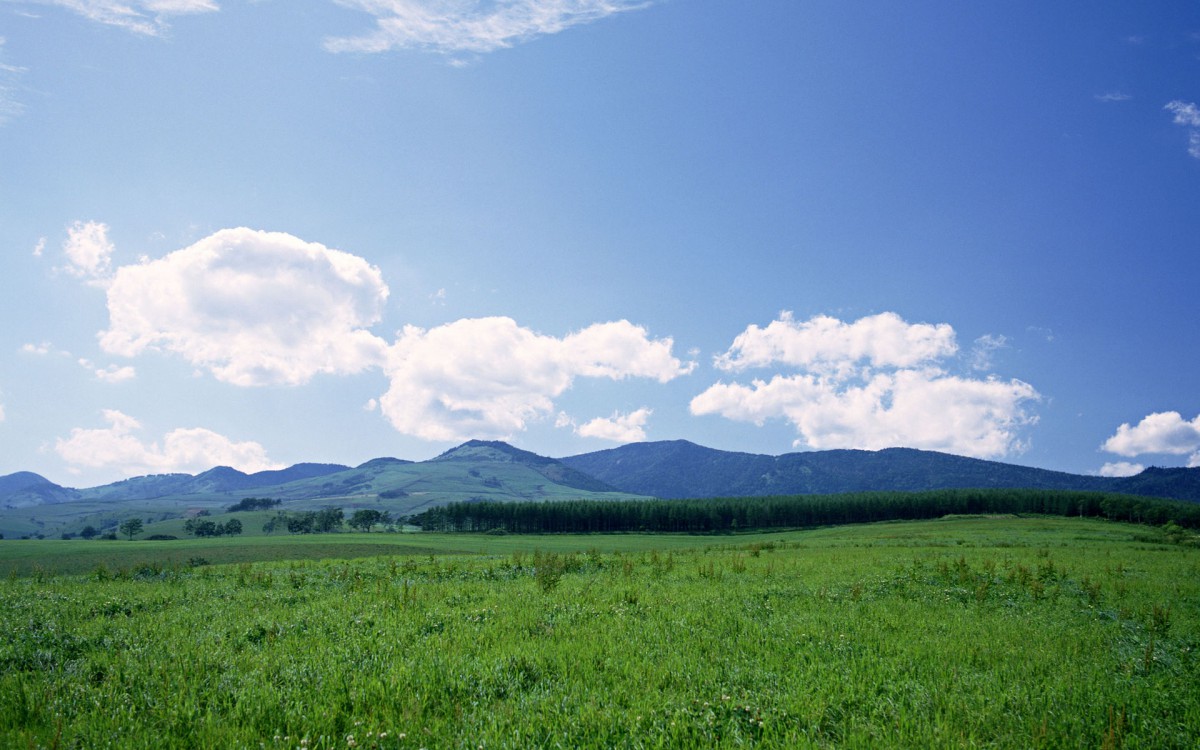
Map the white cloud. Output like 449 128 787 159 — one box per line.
98 228 390 386
1098 461 1144 478
20 341 57 356
30 0 218 36
575 407 652 443
692 370 1038 459
715 311 957 374
1165 100 1200 127
0 38 25 125
1165 101 1200 159
324 0 651 56
378 316 691 441
55 409 281 476
693 312 1039 459
32 237 45 257
59 220 115 281
1094 91 1131 103
969 333 1008 372
1101 411 1200 457
78 359 137 383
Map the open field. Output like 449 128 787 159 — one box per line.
2 516 1198 748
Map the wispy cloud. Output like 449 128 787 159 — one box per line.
1165 100 1200 159
1165 100 1200 126
324 0 652 57
969 333 1009 372
0 37 27 125
1094 91 1131 103
21 0 218 36
78 359 137 383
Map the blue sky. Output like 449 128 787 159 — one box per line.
1 0 1198 487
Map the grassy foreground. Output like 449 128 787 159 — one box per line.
1 516 1198 748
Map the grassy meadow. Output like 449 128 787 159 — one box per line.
2 516 1198 748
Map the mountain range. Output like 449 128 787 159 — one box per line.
559 440 1200 501
7 439 1200 508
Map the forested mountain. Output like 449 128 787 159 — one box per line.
559 440 1200 502
5 439 1199 517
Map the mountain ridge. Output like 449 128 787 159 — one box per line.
557 440 1200 501
4 440 1200 510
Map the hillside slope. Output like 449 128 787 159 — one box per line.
559 440 1200 501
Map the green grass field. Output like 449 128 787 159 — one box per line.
2 516 1197 748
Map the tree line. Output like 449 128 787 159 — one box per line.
261 508 394 534
410 488 1200 534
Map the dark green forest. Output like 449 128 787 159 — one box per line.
412 488 1200 534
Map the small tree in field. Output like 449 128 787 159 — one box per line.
119 518 143 540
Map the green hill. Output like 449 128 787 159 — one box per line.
0 442 643 539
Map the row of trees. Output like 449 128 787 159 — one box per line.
226 497 282 513
259 508 399 534
411 488 1200 534
183 517 243 537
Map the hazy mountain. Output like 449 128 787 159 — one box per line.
6 439 1198 533
0 472 80 508
558 440 1200 502
75 463 351 502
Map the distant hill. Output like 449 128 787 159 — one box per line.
558 440 1200 502
5 439 1199 539
0 442 637 538
431 440 617 493
75 463 351 502
0 472 80 508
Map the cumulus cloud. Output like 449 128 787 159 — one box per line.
55 409 281 476
59 220 115 281
98 228 390 386
1165 101 1200 159
1098 461 1144 478
714 311 957 374
692 312 1039 459
1102 411 1200 458
324 0 651 56
30 0 218 36
574 407 652 442
378 317 690 441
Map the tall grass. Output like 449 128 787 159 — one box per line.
1 516 1197 748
